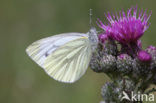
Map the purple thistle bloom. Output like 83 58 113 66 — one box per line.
137 50 152 62
97 7 152 45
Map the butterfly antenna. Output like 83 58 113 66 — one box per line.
89 9 93 28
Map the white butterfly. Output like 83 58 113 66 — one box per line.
26 27 98 83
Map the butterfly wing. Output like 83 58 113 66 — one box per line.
26 33 92 83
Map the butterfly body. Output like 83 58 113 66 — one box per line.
26 28 98 83
88 27 99 51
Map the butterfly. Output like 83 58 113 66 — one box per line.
26 27 98 83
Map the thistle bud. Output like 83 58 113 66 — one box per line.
146 46 156 70
133 58 151 77
100 55 116 73
90 52 102 73
116 54 133 75
101 82 121 103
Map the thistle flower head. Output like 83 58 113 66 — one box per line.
97 7 152 45
137 50 152 62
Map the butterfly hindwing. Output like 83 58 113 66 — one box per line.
44 37 92 83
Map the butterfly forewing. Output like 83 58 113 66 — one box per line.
26 33 92 83
26 33 87 66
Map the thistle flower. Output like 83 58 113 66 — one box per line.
91 7 156 103
137 50 152 62
97 7 152 45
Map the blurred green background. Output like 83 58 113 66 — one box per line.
1 0 156 103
